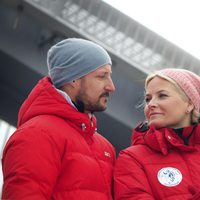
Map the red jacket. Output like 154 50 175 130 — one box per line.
114 122 200 200
2 77 116 200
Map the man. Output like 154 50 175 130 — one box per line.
2 38 116 200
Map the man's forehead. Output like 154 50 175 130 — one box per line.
95 64 112 73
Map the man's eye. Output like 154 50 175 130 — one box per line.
98 75 106 79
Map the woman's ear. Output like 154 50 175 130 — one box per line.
187 101 194 113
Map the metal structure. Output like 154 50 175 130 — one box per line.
1 0 200 155
24 0 200 74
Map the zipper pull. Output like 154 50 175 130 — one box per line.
81 123 86 131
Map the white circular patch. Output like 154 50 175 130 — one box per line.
157 167 182 187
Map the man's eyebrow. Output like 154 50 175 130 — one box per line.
97 71 111 75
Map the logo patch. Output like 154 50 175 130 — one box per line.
104 151 111 157
157 167 182 187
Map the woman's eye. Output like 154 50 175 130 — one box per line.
145 97 151 103
159 93 168 98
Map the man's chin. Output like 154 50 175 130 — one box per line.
101 102 108 110
95 104 107 112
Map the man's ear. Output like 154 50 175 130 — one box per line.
60 81 77 91
68 80 76 87
69 79 81 88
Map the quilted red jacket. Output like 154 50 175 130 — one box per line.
2 77 116 200
114 122 200 200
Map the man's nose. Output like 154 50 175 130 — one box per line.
105 77 115 92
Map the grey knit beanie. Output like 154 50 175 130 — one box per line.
47 38 112 88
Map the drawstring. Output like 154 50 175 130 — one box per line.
88 113 94 128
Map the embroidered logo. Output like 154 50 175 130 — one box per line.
104 151 111 157
157 167 182 187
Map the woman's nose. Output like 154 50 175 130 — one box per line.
147 98 157 108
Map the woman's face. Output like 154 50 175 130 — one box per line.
144 76 193 129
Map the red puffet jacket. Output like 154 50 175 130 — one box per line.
2 77 116 200
114 122 200 200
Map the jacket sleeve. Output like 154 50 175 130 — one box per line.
114 150 155 200
2 127 62 200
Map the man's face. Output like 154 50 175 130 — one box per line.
76 64 115 113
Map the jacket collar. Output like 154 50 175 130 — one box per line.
132 122 200 155
18 77 97 136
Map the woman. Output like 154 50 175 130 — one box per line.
114 68 200 200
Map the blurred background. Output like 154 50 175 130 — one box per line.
1 0 200 195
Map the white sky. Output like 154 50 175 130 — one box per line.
0 120 15 196
103 0 200 60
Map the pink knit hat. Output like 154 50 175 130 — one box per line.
157 68 200 112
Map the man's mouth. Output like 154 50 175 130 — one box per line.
100 92 109 98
